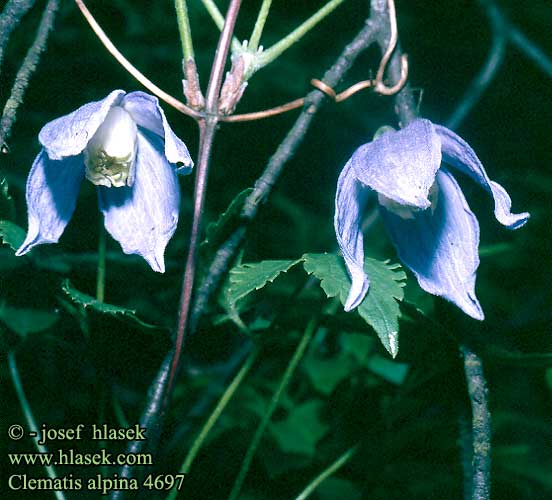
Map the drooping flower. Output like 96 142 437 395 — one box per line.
16 90 193 272
335 119 529 320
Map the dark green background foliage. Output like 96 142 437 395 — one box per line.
1 1 551 499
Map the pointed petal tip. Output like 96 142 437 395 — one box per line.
343 274 369 312
462 297 485 321
16 232 59 256
15 238 61 257
176 163 193 175
15 243 31 257
143 247 166 273
15 232 37 256
434 124 529 234
15 244 30 257
502 211 530 230
145 257 165 273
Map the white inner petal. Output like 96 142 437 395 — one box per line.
84 106 138 188
378 181 440 219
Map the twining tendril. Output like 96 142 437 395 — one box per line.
224 0 408 122
373 0 408 95
75 0 406 124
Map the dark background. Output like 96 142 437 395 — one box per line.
1 1 551 499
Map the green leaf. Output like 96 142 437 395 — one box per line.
0 177 15 220
220 259 301 328
202 188 253 247
269 400 329 457
0 220 25 251
226 259 301 302
0 301 59 337
61 280 164 331
341 333 373 363
0 248 25 271
365 355 409 385
316 478 362 500
303 253 406 358
303 354 354 395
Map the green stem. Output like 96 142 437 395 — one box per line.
96 223 107 475
8 352 66 500
228 318 317 500
200 0 241 52
96 222 106 303
175 0 195 61
258 0 346 68
166 349 258 500
294 445 358 500
248 0 272 51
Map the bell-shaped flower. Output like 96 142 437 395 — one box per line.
16 90 193 272
335 119 529 320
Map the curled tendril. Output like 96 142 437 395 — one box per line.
224 0 408 122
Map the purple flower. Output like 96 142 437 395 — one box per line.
16 90 193 272
335 119 529 320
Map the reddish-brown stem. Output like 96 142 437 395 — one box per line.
166 0 243 400
204 1 242 111
222 97 305 122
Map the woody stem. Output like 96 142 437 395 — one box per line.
166 0 242 401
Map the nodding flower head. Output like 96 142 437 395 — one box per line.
334 119 529 320
16 90 194 273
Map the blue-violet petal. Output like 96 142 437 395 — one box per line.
39 90 125 160
98 131 180 273
351 119 441 209
121 91 193 173
380 168 484 320
434 124 530 229
16 151 85 256
334 158 371 311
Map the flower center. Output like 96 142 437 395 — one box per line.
84 106 137 188
378 181 440 219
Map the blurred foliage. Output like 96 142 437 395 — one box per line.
1 1 551 499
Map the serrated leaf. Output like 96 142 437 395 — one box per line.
202 188 253 247
0 301 59 337
303 253 406 357
227 259 302 301
220 259 301 328
0 220 25 251
269 400 329 457
61 280 164 331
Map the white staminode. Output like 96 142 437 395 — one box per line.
84 106 138 188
